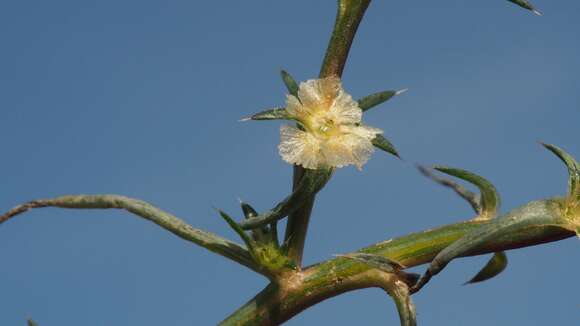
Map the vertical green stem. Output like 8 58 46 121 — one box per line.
283 0 372 267
320 0 372 78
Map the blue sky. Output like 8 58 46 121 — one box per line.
1 1 578 325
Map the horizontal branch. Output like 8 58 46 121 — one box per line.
220 198 576 325
0 194 262 275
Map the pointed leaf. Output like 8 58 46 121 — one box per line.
217 209 254 250
358 89 404 112
542 143 580 202
465 251 508 284
372 134 400 158
240 201 269 242
418 165 480 214
246 107 292 121
27 319 39 326
507 0 541 15
241 201 259 218
280 70 299 97
433 166 500 219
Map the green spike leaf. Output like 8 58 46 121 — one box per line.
465 251 508 285
372 134 400 158
240 201 269 242
358 89 405 112
239 168 333 230
430 166 506 282
27 319 39 326
217 209 254 250
507 0 541 15
240 201 280 246
244 107 291 121
433 166 500 220
241 201 259 218
418 165 481 214
542 143 580 202
280 70 299 97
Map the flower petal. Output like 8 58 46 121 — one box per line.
278 125 323 169
322 132 376 170
344 134 376 170
342 124 383 140
297 79 323 109
285 94 307 120
297 77 341 110
329 90 362 124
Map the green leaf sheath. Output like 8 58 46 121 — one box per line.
280 70 299 97
358 90 397 112
338 253 402 273
339 252 420 287
0 195 260 274
372 134 400 158
411 199 567 293
239 168 333 230
465 251 508 284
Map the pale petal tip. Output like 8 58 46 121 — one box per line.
396 88 409 96
239 116 252 122
532 9 542 16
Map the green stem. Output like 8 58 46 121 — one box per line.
0 195 262 275
320 0 372 78
220 198 576 325
283 0 372 267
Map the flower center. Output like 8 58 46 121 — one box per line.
305 113 339 139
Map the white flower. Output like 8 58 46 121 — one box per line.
278 76 382 170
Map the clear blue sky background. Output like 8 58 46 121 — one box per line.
1 1 578 325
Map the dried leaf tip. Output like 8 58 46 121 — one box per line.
396 88 409 96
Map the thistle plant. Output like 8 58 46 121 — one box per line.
2 0 578 325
